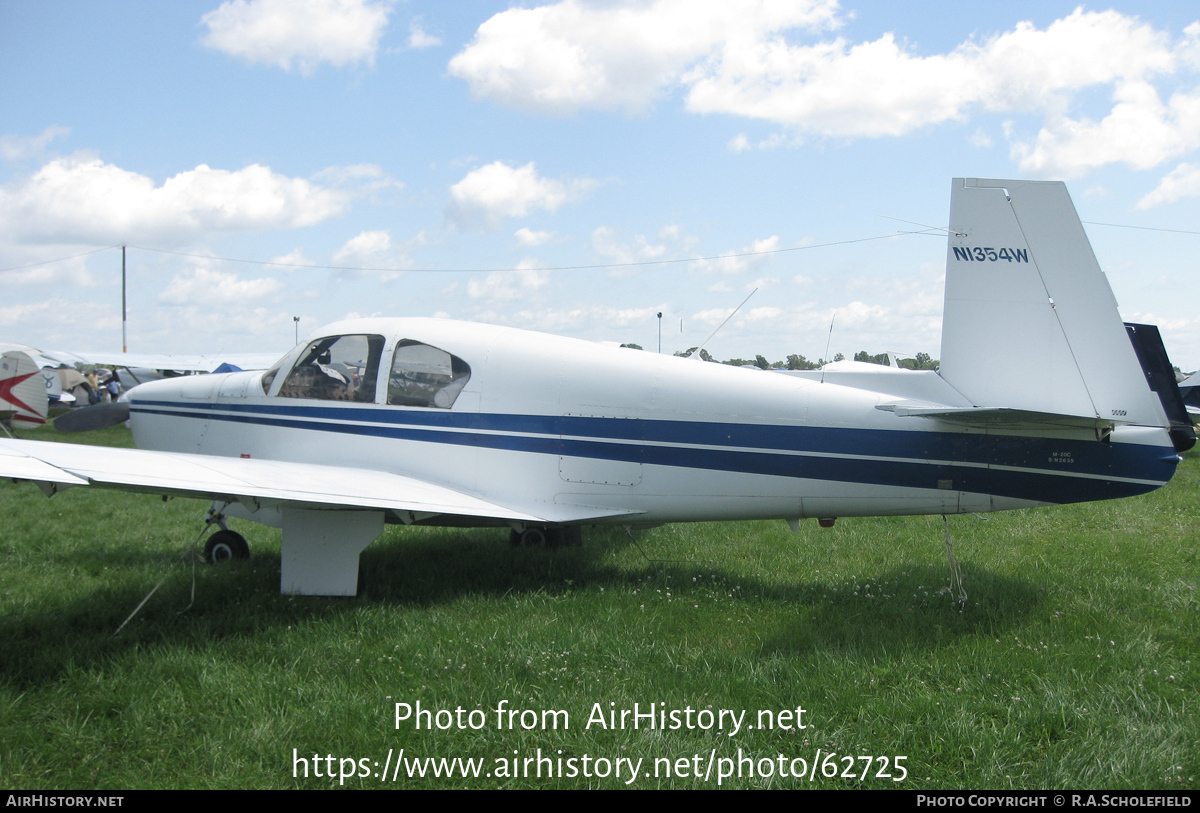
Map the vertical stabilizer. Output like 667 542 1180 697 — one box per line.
939 178 1166 428
0 350 49 428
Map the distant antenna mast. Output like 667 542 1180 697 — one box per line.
121 245 127 353
694 288 758 359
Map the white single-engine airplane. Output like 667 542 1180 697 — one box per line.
0 179 1191 596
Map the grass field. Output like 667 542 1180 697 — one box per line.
1 424 1196 789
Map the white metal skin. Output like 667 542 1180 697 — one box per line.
0 178 1182 595
0 349 48 428
131 321 1020 519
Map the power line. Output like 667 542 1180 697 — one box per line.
5 217 1195 279
0 245 120 274
1083 221 1200 236
124 232 906 274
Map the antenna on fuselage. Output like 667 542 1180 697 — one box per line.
690 287 758 360
820 312 836 384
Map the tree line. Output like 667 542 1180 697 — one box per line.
620 344 939 371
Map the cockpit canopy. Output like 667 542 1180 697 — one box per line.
262 334 471 409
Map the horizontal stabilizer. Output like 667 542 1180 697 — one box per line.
877 403 1114 430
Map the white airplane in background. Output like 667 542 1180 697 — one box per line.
1178 372 1200 420
0 179 1192 597
0 347 49 429
1 342 281 413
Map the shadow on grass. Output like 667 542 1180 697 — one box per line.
754 562 1042 658
0 524 1039 689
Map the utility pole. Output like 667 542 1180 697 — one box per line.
657 312 662 353
121 246 127 353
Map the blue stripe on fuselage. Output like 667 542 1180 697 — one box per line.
130 399 1177 504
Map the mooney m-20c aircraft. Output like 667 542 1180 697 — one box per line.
0 179 1191 596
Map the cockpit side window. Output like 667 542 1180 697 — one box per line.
260 357 286 395
387 340 471 408
277 334 385 402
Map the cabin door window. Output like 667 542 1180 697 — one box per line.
387 341 471 408
277 334 385 402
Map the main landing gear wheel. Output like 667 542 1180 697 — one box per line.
510 527 548 547
204 529 249 564
509 527 583 548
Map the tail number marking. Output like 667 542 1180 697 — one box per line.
952 246 1028 263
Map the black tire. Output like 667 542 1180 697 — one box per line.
510 527 548 547
510 527 573 548
519 527 547 547
204 529 249 564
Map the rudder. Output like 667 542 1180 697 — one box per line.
939 178 1166 429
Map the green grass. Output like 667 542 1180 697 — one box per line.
0 424 1196 788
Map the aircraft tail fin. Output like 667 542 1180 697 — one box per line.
0 350 49 429
938 178 1167 429
1124 322 1195 451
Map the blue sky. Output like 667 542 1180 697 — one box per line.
3 1 1200 369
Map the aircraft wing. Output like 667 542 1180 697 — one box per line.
62 351 282 373
0 439 635 524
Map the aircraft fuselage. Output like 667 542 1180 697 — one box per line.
126 317 1179 529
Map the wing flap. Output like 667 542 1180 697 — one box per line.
0 443 89 485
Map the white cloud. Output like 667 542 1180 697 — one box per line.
0 248 100 287
449 0 838 115
967 128 992 148
333 229 392 264
312 163 404 195
0 155 347 245
1137 162 1200 208
448 161 593 228
691 236 780 275
464 303 663 337
0 126 70 161
408 18 441 49
745 306 782 322
451 4 1200 176
747 277 779 291
466 262 550 302
330 229 413 280
834 301 893 329
201 0 391 75
158 266 282 306
685 8 1181 137
591 224 693 278
268 248 316 270
1011 81 1200 177
727 132 792 152
591 226 668 263
693 306 738 326
515 227 554 246
0 298 119 342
